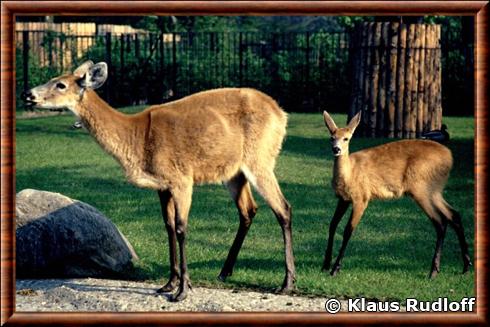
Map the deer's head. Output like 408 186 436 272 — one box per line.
22 60 108 115
323 111 361 157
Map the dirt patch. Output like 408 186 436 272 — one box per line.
16 278 337 312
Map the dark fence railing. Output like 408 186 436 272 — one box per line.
15 30 472 115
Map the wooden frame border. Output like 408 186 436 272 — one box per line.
1 1 488 325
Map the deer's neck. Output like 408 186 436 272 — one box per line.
74 90 142 168
333 153 353 196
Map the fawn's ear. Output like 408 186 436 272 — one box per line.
347 111 362 132
323 111 338 134
78 62 108 90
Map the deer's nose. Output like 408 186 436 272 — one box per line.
332 146 341 155
22 90 35 101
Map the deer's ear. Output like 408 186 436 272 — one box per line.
73 60 94 78
323 111 338 134
78 62 108 90
347 111 362 132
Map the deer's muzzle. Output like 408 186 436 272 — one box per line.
21 90 37 108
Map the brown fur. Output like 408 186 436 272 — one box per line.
322 111 471 278
76 88 288 192
333 139 452 202
26 61 295 301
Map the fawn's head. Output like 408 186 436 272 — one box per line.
323 111 361 157
22 60 108 114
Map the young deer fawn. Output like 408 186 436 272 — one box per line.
23 61 295 301
322 111 471 278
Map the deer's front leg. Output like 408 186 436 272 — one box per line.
322 198 350 271
170 181 193 302
331 200 368 276
156 190 179 293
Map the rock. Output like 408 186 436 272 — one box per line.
16 189 138 278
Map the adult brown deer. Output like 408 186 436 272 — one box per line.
23 61 295 301
321 111 471 278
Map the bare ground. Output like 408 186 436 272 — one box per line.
16 278 338 312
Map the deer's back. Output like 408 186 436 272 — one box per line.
348 139 453 200
147 87 285 121
140 88 287 184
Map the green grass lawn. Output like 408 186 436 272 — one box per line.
16 108 475 303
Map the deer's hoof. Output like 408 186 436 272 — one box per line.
429 270 439 279
330 266 340 276
217 271 232 282
275 278 296 295
463 259 472 274
275 285 295 295
157 284 177 293
170 288 188 302
156 279 179 293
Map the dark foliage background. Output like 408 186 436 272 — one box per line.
16 16 473 116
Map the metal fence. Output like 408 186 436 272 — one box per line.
15 30 472 115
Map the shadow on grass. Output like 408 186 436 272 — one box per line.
16 165 142 201
283 135 328 159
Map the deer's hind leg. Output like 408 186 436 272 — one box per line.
169 180 193 302
218 172 258 281
432 194 472 274
412 193 448 279
156 190 179 293
243 166 296 293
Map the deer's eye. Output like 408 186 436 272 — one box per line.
330 137 335 141
343 137 349 141
56 83 66 90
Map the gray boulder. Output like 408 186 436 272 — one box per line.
16 189 139 278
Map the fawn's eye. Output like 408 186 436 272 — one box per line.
343 137 349 141
56 83 66 90
330 137 335 141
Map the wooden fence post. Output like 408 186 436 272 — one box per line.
403 24 415 139
349 22 442 138
387 22 399 138
376 22 389 137
395 24 407 138
361 23 374 136
416 24 426 137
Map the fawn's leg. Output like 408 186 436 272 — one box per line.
432 194 472 274
322 198 350 271
412 194 448 279
330 200 367 276
446 209 472 273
